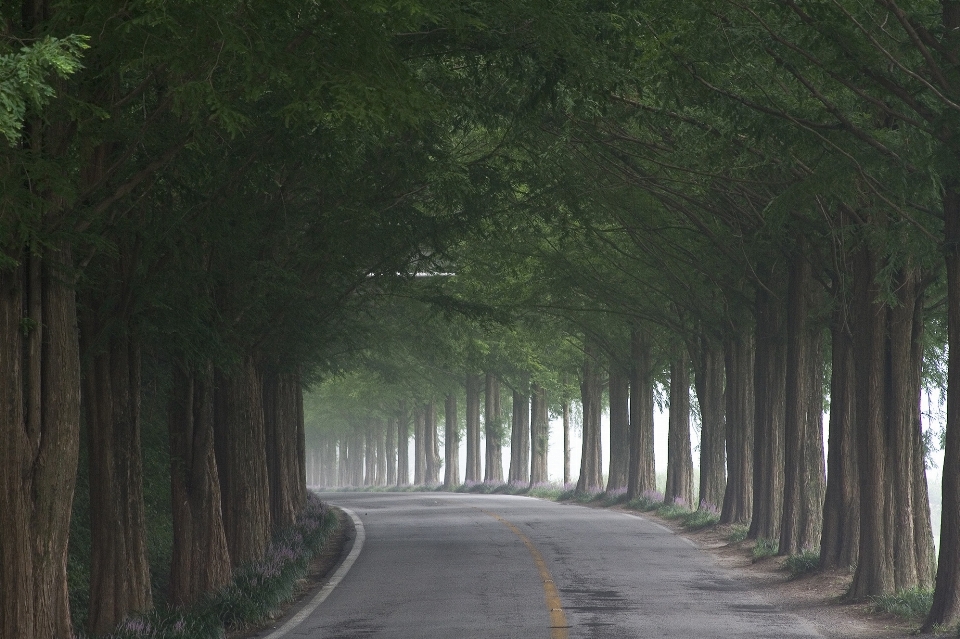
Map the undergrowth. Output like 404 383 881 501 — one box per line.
784 549 820 578
752 538 779 560
870 587 934 620
91 494 338 639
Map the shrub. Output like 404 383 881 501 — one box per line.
784 549 820 578
656 497 691 519
626 489 664 512
871 587 934 620
752 538 779 560
681 503 720 530
728 524 749 543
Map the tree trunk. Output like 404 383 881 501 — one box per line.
628 331 656 499
484 373 504 483
530 384 549 485
779 248 826 555
167 362 231 607
425 402 439 484
364 422 376 486
693 338 726 510
81 329 152 634
414 405 426 484
925 171 960 632
397 402 409 485
0 243 82 639
749 276 787 541
563 399 571 486
465 373 482 483
606 363 630 492
720 332 754 524
386 416 397 486
214 359 271 568
664 355 693 507
820 298 860 569
576 342 604 493
509 376 530 485
376 419 387 486
262 369 305 531
444 394 459 488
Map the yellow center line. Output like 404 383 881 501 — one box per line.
480 509 570 638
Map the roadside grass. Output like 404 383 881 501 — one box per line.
91 494 338 639
728 524 749 543
783 549 820 578
870 587 934 620
752 538 779 561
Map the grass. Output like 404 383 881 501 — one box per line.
870 587 934 620
752 538 779 560
728 524 749 543
784 549 820 578
90 493 338 638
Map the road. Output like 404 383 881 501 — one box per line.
257 492 822 639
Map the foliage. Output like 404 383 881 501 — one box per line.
752 539 779 561
870 587 935 620
784 550 821 579
728 524 750 544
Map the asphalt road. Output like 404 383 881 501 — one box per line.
257 492 822 639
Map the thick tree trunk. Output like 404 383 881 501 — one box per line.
364 423 376 486
749 277 787 541
664 355 693 507
563 400 571 486
444 394 459 488
414 405 425 485
693 338 726 510
262 369 305 531
465 374 482 482
168 363 231 607
720 332 754 524
577 343 604 492
606 363 630 492
530 384 549 485
81 329 152 634
509 376 530 485
484 373 504 483
376 419 387 486
214 359 271 568
397 402 409 485
425 402 439 484
779 248 826 556
386 416 397 486
925 173 960 630
628 331 656 499
0 244 82 639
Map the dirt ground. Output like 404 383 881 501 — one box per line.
625 507 933 639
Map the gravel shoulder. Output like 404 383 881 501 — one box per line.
620 507 927 639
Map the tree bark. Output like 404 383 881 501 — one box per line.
444 394 459 488
720 331 754 524
262 369 305 531
465 373 482 482
386 416 397 486
577 342 604 492
81 328 152 634
0 243 82 639
927 179 960 629
606 362 630 491
779 247 826 556
628 331 656 500
425 402 439 484
484 373 504 483
749 275 787 541
214 359 271 568
509 376 530 485
563 399 571 486
530 384 549 485
693 338 726 510
397 401 409 485
168 362 231 607
413 405 425 484
664 355 693 507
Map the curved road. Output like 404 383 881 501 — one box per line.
261 492 821 638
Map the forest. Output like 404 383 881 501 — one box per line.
2 0 960 637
